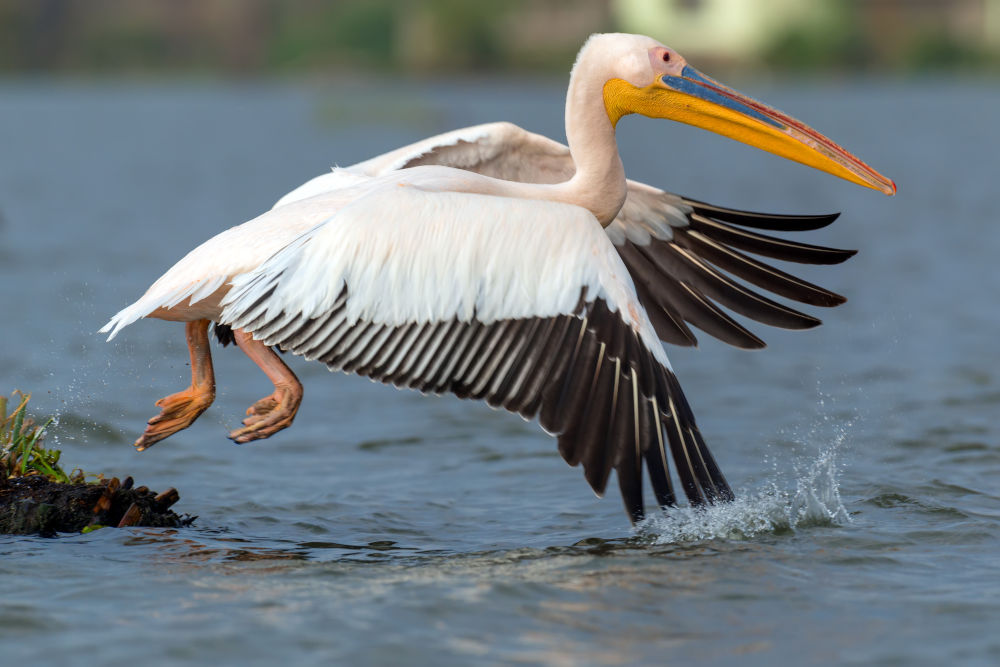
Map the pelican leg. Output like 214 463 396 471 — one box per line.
228 329 303 444
134 319 216 451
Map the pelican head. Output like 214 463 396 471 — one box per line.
593 34 896 195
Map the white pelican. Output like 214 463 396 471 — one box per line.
102 33 894 522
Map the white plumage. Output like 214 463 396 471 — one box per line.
223 173 665 364
102 33 893 523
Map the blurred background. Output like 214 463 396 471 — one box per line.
1 0 999 76
2 3 1000 666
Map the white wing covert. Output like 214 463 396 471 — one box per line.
220 185 734 520
273 123 573 210
350 122 574 184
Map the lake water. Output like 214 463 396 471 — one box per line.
1 77 998 665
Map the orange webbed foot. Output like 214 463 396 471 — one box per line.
134 387 215 451
228 383 302 444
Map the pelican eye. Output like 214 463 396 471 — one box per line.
661 52 670 63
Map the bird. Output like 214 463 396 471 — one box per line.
101 33 894 523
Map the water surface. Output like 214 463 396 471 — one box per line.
1 78 998 665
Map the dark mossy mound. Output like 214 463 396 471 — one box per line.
0 475 192 536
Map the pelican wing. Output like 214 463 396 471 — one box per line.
221 184 733 520
273 123 573 210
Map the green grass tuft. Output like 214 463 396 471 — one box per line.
1 391 84 484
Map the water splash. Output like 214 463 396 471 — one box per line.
638 421 852 544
